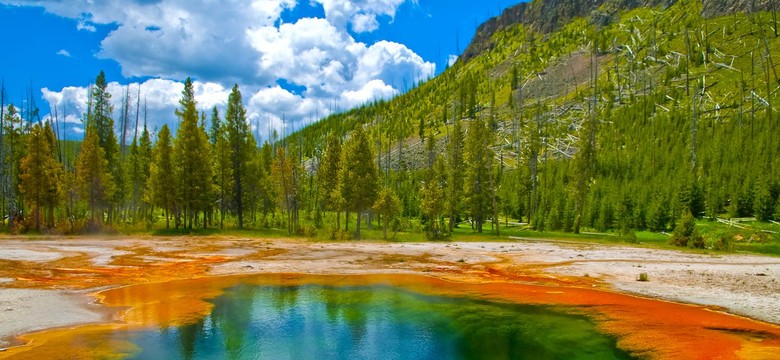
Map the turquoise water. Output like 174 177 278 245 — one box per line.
124 284 634 360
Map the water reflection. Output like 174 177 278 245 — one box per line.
124 284 633 360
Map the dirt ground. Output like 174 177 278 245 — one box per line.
0 236 779 353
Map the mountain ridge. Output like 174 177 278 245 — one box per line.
461 0 776 63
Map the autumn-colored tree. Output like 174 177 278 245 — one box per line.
339 126 379 239
19 124 60 230
147 125 176 228
76 126 114 226
173 77 214 229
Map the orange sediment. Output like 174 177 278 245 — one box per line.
0 238 778 359
2 273 779 360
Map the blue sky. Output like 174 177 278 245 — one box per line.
0 0 523 141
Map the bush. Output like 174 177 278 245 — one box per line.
749 232 769 244
688 234 705 249
425 224 450 241
670 210 700 247
621 230 638 244
710 236 733 251
637 272 649 282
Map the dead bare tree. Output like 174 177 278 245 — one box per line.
120 85 130 153
0 80 5 227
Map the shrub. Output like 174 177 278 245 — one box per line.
749 232 769 244
688 234 706 249
670 210 700 247
710 236 733 251
637 272 649 282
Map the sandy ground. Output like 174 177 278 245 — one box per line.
0 289 109 348
0 236 779 349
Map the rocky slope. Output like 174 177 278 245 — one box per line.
461 0 775 63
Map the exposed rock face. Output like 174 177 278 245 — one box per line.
461 0 776 63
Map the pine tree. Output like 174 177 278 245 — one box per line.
88 71 124 222
339 126 379 239
2 105 25 229
209 106 221 145
420 155 448 239
446 119 465 231
225 84 253 228
317 133 342 229
211 108 233 229
272 147 299 233
241 136 261 225
464 117 494 233
373 186 401 240
18 124 60 230
76 126 114 227
137 126 153 216
173 77 214 229
59 168 78 233
128 125 152 222
147 125 176 228
258 141 276 227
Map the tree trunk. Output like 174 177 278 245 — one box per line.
34 206 40 231
356 211 361 240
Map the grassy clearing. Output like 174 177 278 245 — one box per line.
4 211 778 257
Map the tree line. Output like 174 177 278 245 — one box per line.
2 2 779 246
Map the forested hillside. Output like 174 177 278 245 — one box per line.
1 0 779 250
288 0 780 244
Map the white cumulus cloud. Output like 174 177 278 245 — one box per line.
7 0 434 140
313 0 410 33
56 49 71 57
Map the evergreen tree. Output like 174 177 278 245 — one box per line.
76 126 114 226
339 126 379 239
18 124 60 230
373 186 401 239
258 141 276 227
317 133 342 229
464 117 494 233
211 108 233 229
272 147 300 233
2 105 25 229
147 125 176 228
225 84 253 228
88 71 124 222
420 155 448 239
209 106 221 145
128 126 152 222
173 77 214 229
446 119 465 231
